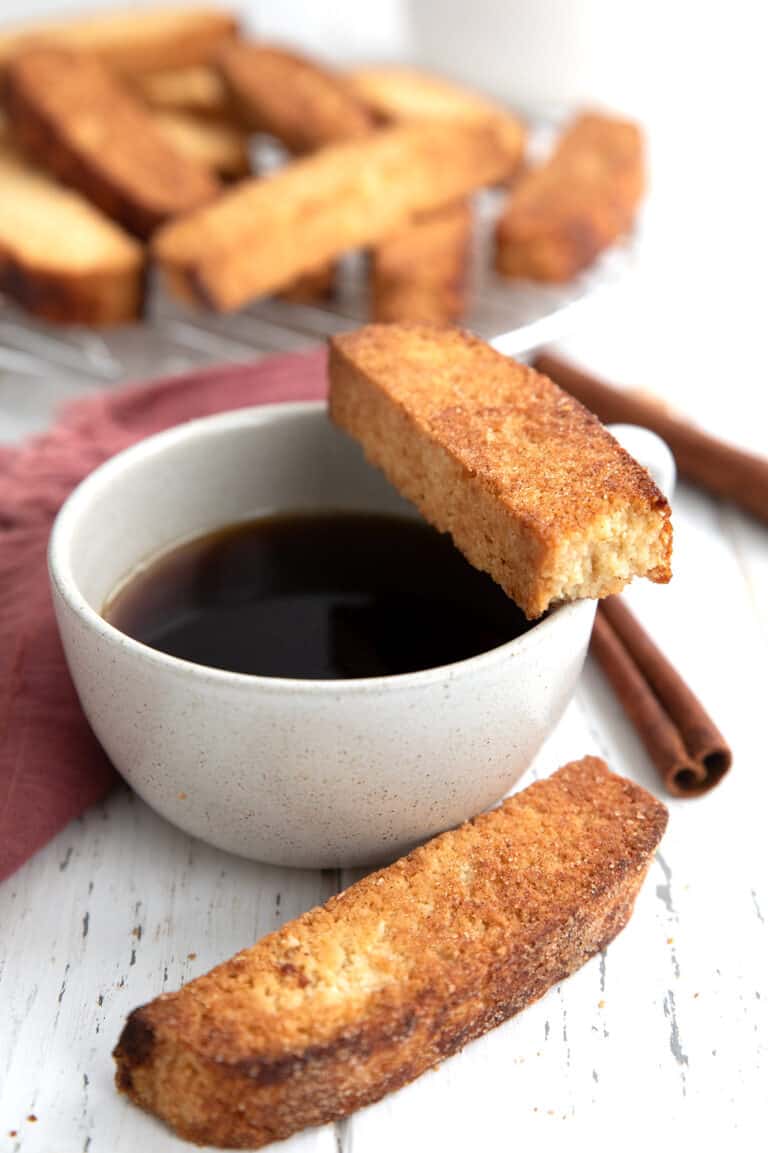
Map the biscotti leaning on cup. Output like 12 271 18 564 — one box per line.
329 324 672 618
114 757 667 1149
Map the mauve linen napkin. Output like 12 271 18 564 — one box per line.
0 346 327 883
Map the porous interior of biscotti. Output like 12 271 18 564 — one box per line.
542 507 671 610
0 145 141 270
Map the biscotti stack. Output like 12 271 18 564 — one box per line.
0 7 235 325
212 40 514 316
0 6 644 326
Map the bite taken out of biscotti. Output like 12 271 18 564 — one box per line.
329 324 671 618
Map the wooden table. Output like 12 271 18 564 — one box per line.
1 269 766 1150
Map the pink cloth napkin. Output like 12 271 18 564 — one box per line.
0 346 328 883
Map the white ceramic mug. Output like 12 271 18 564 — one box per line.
48 402 674 868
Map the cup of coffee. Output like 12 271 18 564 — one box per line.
49 401 673 867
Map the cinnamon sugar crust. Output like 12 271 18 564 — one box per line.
329 325 672 618
114 758 667 1148
496 112 645 282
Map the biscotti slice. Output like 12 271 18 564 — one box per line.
153 120 511 310
0 7 238 77
152 111 250 179
0 144 144 325
135 64 230 118
350 64 526 174
5 48 220 239
495 111 645 282
217 40 373 153
329 325 671 618
114 757 666 1149
372 200 471 324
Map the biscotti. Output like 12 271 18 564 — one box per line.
114 758 665 1147
154 120 512 310
329 325 672 618
5 48 220 239
0 144 144 325
372 200 471 324
152 110 250 179
217 41 373 153
0 6 238 77
350 64 526 174
135 64 230 118
495 111 645 282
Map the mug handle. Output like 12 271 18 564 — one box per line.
607 423 676 499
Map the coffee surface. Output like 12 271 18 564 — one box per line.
103 512 532 679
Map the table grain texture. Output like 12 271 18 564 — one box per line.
1 270 766 1150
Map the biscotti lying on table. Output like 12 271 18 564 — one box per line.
330 325 672 618
114 757 667 1148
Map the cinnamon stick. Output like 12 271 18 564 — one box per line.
534 351 768 524
590 598 731 797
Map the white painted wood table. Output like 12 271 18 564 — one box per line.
1 267 766 1151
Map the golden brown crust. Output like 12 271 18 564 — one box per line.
372 201 471 325
0 144 145 325
349 65 526 175
0 7 239 78
114 757 667 1148
153 120 512 311
495 111 645 282
329 324 672 618
0 254 145 326
217 41 373 153
5 48 220 239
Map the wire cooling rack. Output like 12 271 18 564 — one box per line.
0 183 636 442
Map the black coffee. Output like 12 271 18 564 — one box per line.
103 512 532 679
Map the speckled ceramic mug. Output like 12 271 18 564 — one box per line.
48 402 674 868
